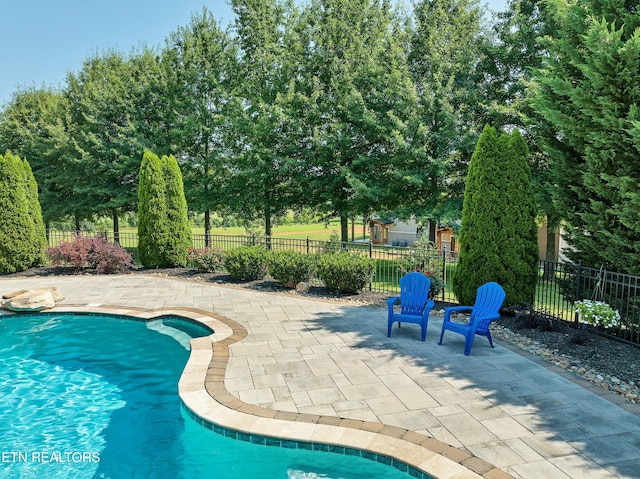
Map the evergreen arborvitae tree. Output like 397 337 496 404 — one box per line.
21 157 47 267
453 126 538 306
530 0 640 272
161 154 191 267
453 126 505 305
0 153 47 273
138 150 168 267
500 130 539 305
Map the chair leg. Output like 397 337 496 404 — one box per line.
438 329 445 345
463 333 475 355
420 323 427 342
487 331 494 348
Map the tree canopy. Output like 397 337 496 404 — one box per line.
530 0 640 273
453 126 538 306
1 0 640 277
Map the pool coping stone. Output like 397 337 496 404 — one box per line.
32 304 511 479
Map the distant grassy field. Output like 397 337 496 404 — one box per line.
116 219 354 242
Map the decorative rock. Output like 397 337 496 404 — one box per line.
491 323 640 405
2 289 29 299
1 287 64 312
295 282 310 294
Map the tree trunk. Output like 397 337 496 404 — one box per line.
113 209 120 244
265 209 272 250
351 217 355 242
428 219 437 243
204 210 211 248
74 214 81 233
340 214 349 243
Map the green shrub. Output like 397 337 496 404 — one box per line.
321 232 344 254
137 151 191 268
187 247 226 273
161 154 192 267
267 250 317 288
224 246 268 281
397 240 445 299
453 126 538 306
138 150 168 267
0 153 47 274
317 252 375 294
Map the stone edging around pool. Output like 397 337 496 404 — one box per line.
46 305 513 479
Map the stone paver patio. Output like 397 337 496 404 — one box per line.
1 274 639 479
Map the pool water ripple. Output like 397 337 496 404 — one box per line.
0 313 420 479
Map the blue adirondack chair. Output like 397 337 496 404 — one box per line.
387 272 435 341
438 282 506 355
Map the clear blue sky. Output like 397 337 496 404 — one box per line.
1 0 506 107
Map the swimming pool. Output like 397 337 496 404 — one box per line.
0 312 424 479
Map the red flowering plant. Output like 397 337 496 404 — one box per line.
47 234 133 274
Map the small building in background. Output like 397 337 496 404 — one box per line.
370 218 394 245
370 217 460 253
436 227 459 256
537 221 570 262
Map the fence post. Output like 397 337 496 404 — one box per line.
574 261 583 325
306 236 310 255
575 260 583 301
442 247 447 302
369 241 373 291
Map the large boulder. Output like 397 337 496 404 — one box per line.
1 287 64 312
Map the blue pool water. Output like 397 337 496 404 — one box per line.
0 313 425 479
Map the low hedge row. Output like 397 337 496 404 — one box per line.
189 245 375 294
43 238 377 294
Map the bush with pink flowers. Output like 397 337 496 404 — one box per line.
47 234 133 274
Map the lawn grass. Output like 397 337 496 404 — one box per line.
115 220 347 242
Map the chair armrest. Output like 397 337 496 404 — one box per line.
443 305 473 321
387 297 400 314
422 299 435 317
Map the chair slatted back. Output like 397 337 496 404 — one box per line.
470 282 506 332
399 272 431 315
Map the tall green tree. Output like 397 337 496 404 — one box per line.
0 88 87 227
161 8 238 244
65 49 156 239
228 0 300 237
138 150 168 267
482 0 562 265
500 130 539 303
292 0 421 241
0 153 47 273
530 0 640 272
161 154 192 267
453 126 538 306
406 0 487 236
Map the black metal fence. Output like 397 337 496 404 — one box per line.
536 261 640 346
45 230 640 346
